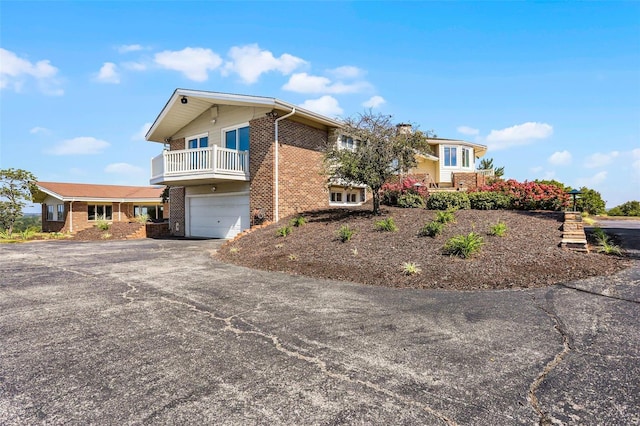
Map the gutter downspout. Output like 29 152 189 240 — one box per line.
274 107 296 222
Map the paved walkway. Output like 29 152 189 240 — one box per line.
1 232 638 425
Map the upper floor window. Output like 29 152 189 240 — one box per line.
444 146 457 167
462 147 471 168
187 133 208 149
339 135 355 151
223 124 250 151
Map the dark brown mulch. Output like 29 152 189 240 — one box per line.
72 222 144 241
217 206 632 290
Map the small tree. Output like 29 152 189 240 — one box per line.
575 187 606 215
324 112 433 215
477 157 505 179
0 168 38 236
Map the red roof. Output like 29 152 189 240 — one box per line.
37 182 163 201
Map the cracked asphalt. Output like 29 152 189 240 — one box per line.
1 226 639 425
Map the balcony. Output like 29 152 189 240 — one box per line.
150 146 249 185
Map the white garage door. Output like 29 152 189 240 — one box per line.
188 194 250 239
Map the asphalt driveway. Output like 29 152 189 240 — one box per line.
1 234 639 425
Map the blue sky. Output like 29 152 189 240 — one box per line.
1 1 639 212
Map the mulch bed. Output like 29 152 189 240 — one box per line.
71 222 144 241
217 206 632 290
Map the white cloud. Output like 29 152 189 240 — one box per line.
223 44 306 84
47 137 110 155
105 162 145 175
584 151 619 168
117 44 143 53
328 66 364 79
283 72 370 94
154 47 222 82
300 96 343 117
362 95 385 108
485 122 553 151
0 48 63 95
457 126 479 136
575 171 608 187
131 122 152 141
122 61 147 71
30 126 51 135
95 62 120 84
548 150 572 166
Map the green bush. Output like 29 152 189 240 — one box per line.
468 192 513 210
96 218 110 231
489 221 508 237
426 192 470 210
276 226 292 237
444 232 484 258
435 210 455 224
418 221 444 237
575 187 606 215
290 216 307 227
397 193 426 208
337 225 356 242
374 217 398 232
608 201 640 217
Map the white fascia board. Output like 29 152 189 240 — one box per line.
36 186 64 201
274 99 343 128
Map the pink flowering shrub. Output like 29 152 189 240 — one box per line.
381 177 429 207
471 179 569 211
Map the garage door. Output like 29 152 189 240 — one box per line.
188 194 250 239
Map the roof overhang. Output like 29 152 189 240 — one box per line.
426 138 488 158
146 89 343 143
33 185 161 204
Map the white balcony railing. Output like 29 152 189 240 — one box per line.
151 146 249 182
476 169 495 177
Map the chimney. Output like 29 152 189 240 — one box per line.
396 123 412 135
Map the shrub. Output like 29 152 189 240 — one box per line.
489 221 508 237
20 228 36 240
575 187 606 215
444 232 484 258
276 226 292 237
96 219 110 231
397 193 426 208
401 262 422 276
426 192 470 210
472 179 569 211
435 210 455 224
608 201 640 217
375 217 397 232
337 225 356 242
381 177 428 207
468 191 513 210
418 221 444 237
134 214 150 223
290 216 307 227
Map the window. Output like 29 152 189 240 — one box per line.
339 135 355 150
47 205 54 221
444 146 457 167
224 125 250 151
462 148 471 168
134 205 164 221
88 205 113 221
330 188 365 205
187 134 208 149
57 204 64 221
330 192 343 202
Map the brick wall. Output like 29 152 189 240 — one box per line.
249 116 276 224
169 186 185 236
277 119 330 219
452 172 486 190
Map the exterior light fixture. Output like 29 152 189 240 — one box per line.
568 189 581 212
181 96 188 104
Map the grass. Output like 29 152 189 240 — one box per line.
444 232 484 258
374 217 397 232
590 227 623 256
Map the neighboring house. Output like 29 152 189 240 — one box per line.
406 133 490 189
33 182 166 233
146 89 366 239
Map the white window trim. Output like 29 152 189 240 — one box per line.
46 205 55 221
337 134 358 151
442 145 458 168
56 204 65 222
185 133 209 150
220 123 250 151
329 187 366 206
461 147 473 169
87 204 113 221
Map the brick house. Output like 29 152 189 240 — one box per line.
34 182 166 233
146 89 366 239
